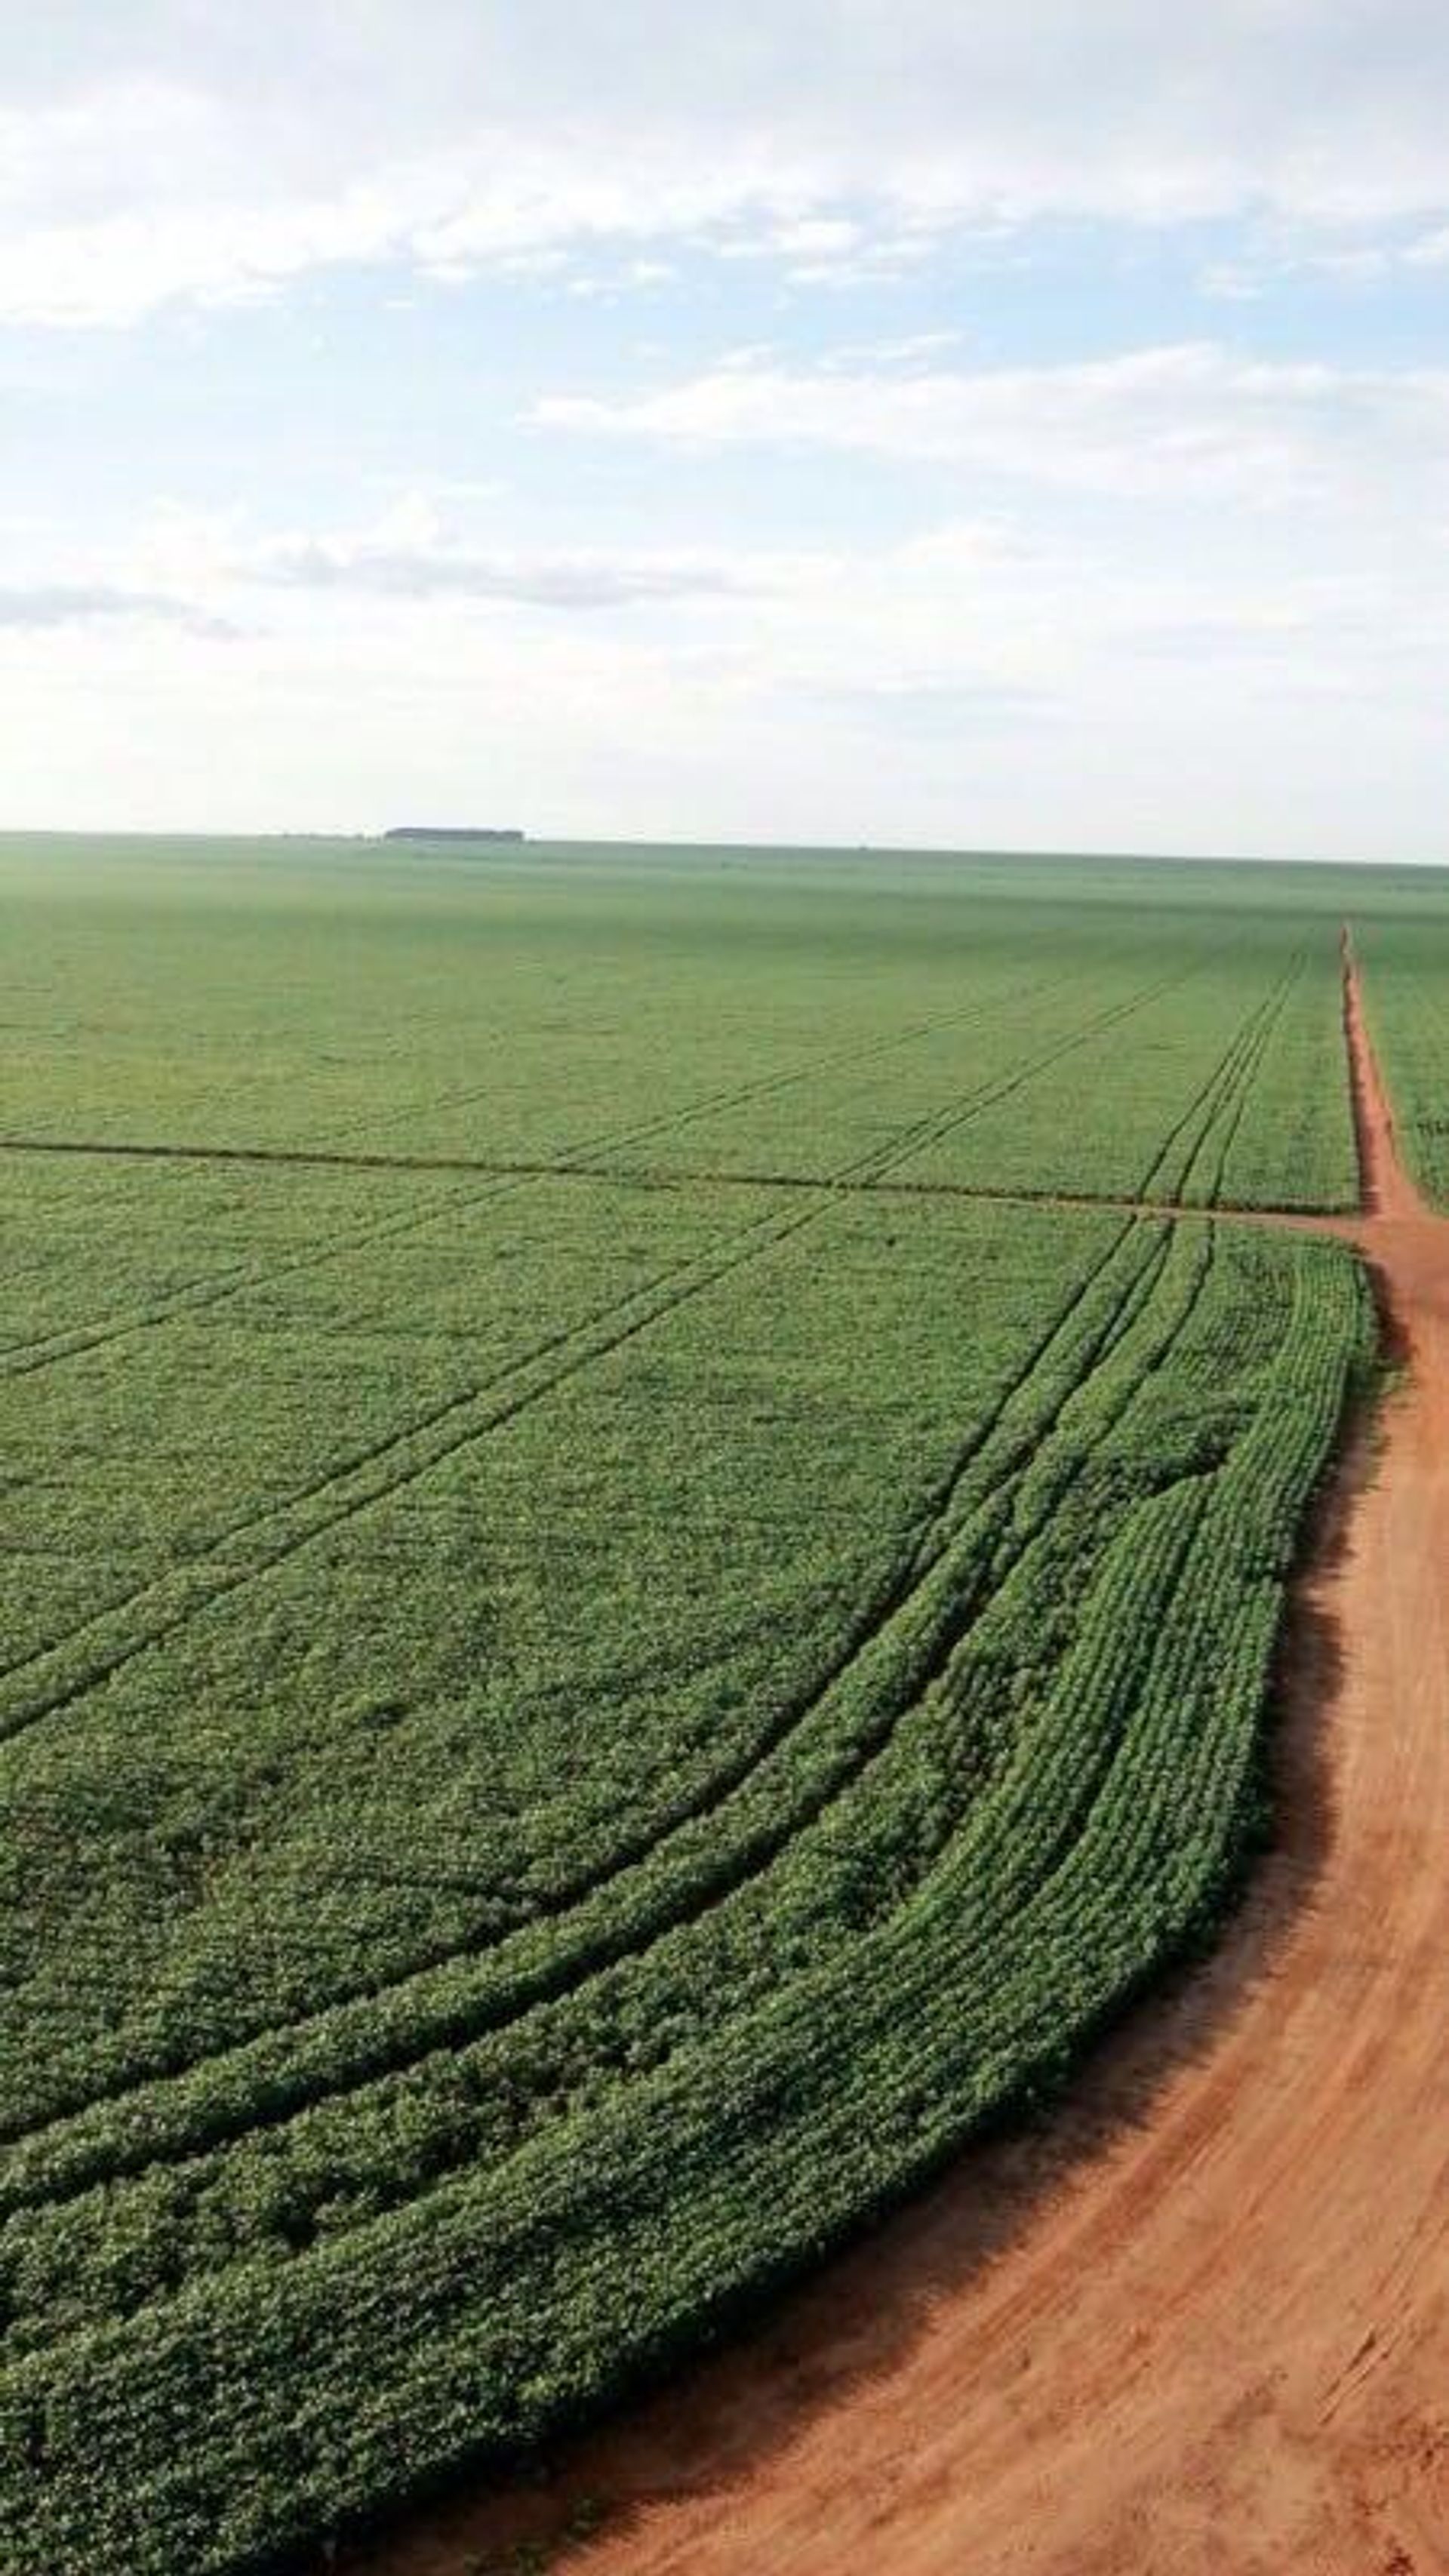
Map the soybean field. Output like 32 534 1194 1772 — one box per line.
2 834 1444 2576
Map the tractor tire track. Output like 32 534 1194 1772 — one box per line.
0 964 1083 1383
0 1212 1219 2319
331 933 1447 2576
0 955 1212 1739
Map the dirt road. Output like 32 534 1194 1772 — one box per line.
340 948 1447 2576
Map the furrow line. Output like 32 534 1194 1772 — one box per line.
0 963 1079 1382
0 1214 1193 2205
0 956 1201 1731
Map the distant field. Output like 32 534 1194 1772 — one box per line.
2 833 1438 2574
0 834 1359 1203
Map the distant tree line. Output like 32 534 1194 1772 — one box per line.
383 826 526 842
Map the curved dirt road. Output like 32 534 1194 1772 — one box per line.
340 951 1447 2576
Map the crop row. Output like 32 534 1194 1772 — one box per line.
2 1213 1169 2173
0 1215 1192 2322
2 952 1083 1388
1353 917 1449 1207
2 945 1211 1753
0 1233 1371 2573
4 944 1237 2134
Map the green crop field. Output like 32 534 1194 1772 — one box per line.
1355 912 1449 1207
3 833 1446 2574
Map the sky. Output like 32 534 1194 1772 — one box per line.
2 4 1447 859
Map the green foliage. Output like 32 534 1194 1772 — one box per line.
1355 905 1449 1208
0 836 1382 2571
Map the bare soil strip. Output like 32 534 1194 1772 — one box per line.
328 943 1445 2575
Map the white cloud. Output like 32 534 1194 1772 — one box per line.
4 522 1444 858
1199 213 1449 300
4 5 1449 324
146 492 775 611
533 344 1449 511
257 534 758 611
3 13 1447 859
6 465 1444 857
0 580 231 634
9 497 793 630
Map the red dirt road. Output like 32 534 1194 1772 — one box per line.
340 951 1447 2576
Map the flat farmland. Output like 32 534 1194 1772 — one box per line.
2 836 1444 2576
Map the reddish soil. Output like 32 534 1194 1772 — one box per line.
337 947 1447 2576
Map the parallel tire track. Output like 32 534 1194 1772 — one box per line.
0 1214 1217 2310
0 964 1083 1383
0 954 1216 1743
0 1214 1169 2180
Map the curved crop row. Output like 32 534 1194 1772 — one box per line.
0 1218 1204 2340
0 1231 1371 2574
2 1215 1167 2185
